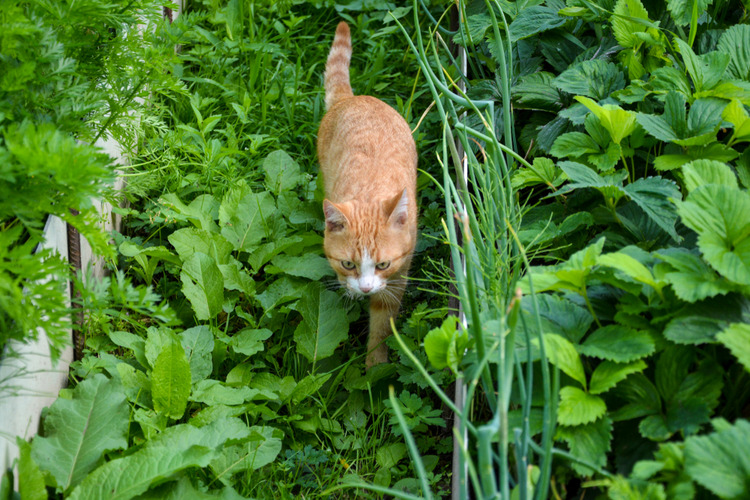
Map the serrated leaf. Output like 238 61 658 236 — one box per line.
717 24 750 81
424 316 470 374
168 228 233 264
152 340 191 420
68 418 249 500
657 247 738 302
376 443 408 469
508 6 566 42
512 72 562 111
717 323 750 373
612 0 653 49
623 176 682 242
190 379 267 406
550 132 601 158
262 150 304 195
598 252 664 293
682 159 738 193
590 360 647 395
580 325 655 362
31 374 129 492
722 99 750 144
557 386 607 426
541 334 587 389
576 96 637 144
640 414 671 441
293 285 349 363
557 417 613 476
684 419 750 499
209 426 283 484
180 252 224 320
676 185 750 285
218 181 275 252
554 60 626 101
667 0 713 26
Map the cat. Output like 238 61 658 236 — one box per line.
317 21 418 369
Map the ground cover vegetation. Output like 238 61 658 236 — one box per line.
4 0 750 498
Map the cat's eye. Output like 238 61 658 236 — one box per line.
341 260 356 270
376 261 390 270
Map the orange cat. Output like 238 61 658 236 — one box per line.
317 22 418 369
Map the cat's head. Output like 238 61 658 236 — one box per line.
323 189 414 297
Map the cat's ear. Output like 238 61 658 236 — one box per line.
385 188 409 227
323 200 348 232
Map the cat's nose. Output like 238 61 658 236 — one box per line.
360 284 373 293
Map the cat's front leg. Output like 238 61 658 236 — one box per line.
366 281 406 369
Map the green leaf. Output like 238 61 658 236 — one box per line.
31 374 129 492
512 72 562 112
676 185 750 285
557 386 607 426
180 252 224 320
376 443 408 469
717 24 750 81
68 418 250 500
598 252 664 293
168 228 233 264
508 6 566 42
636 93 723 147
218 181 275 252
17 439 47 500
612 0 653 49
424 316 470 374
190 379 271 406
152 340 191 420
262 150 304 195
640 414 671 441
657 247 739 302
667 0 713 26
623 176 682 242
550 132 601 159
580 325 655 362
589 360 647 395
576 96 637 144
554 60 626 101
267 253 334 280
557 417 612 476
722 99 750 144
293 285 349 363
541 333 587 389
209 426 283 484
684 419 750 499
716 323 750 373
160 193 220 232
180 326 215 384
229 328 273 357
682 159 738 193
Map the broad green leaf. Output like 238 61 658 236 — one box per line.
580 325 655 362
554 60 626 101
667 0 713 26
657 247 739 302
290 373 331 404
557 386 607 426
262 150 304 195
109 330 148 369
168 228 233 264
722 99 750 144
219 181 275 252
590 360 647 395
623 176 682 242
152 340 191 420
512 72 562 111
267 252 334 280
682 159 738 192
608 476 666 500
180 326 215 384
180 252 224 320
575 96 637 144
293 286 349 363
640 414 671 441
550 132 600 159
376 443 408 469
654 143 739 171
557 417 612 476
255 276 305 313
663 313 728 344
636 93 724 147
136 475 245 500
522 294 593 344
684 419 750 499
229 328 273 357
541 333 587 389
612 0 652 49
598 252 664 293
209 426 283 484
17 439 46 500
145 327 176 368
424 316 471 374
31 374 129 492
160 193 219 232
676 185 750 285
508 6 566 42
190 379 270 406
716 323 750 373
68 418 250 500
655 345 693 402
717 24 750 81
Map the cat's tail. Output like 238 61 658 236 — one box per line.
324 22 353 110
